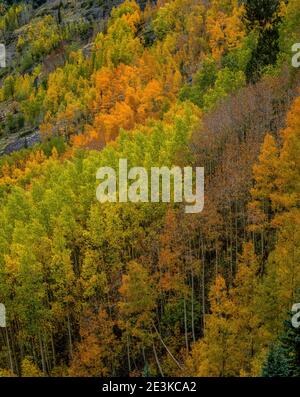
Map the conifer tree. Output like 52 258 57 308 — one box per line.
262 344 290 377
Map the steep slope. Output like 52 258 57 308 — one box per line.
0 0 153 154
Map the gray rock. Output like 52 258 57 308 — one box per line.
3 131 41 155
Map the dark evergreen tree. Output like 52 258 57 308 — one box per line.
242 0 282 28
280 319 300 377
262 344 290 377
242 0 282 82
245 27 280 82
263 316 300 377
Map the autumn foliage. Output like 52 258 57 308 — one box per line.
0 0 300 378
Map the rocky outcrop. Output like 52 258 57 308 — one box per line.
1 131 40 156
33 0 153 22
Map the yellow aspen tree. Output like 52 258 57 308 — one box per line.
185 275 235 376
248 133 279 257
229 242 270 376
206 0 246 60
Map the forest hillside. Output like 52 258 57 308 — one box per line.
0 0 300 377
